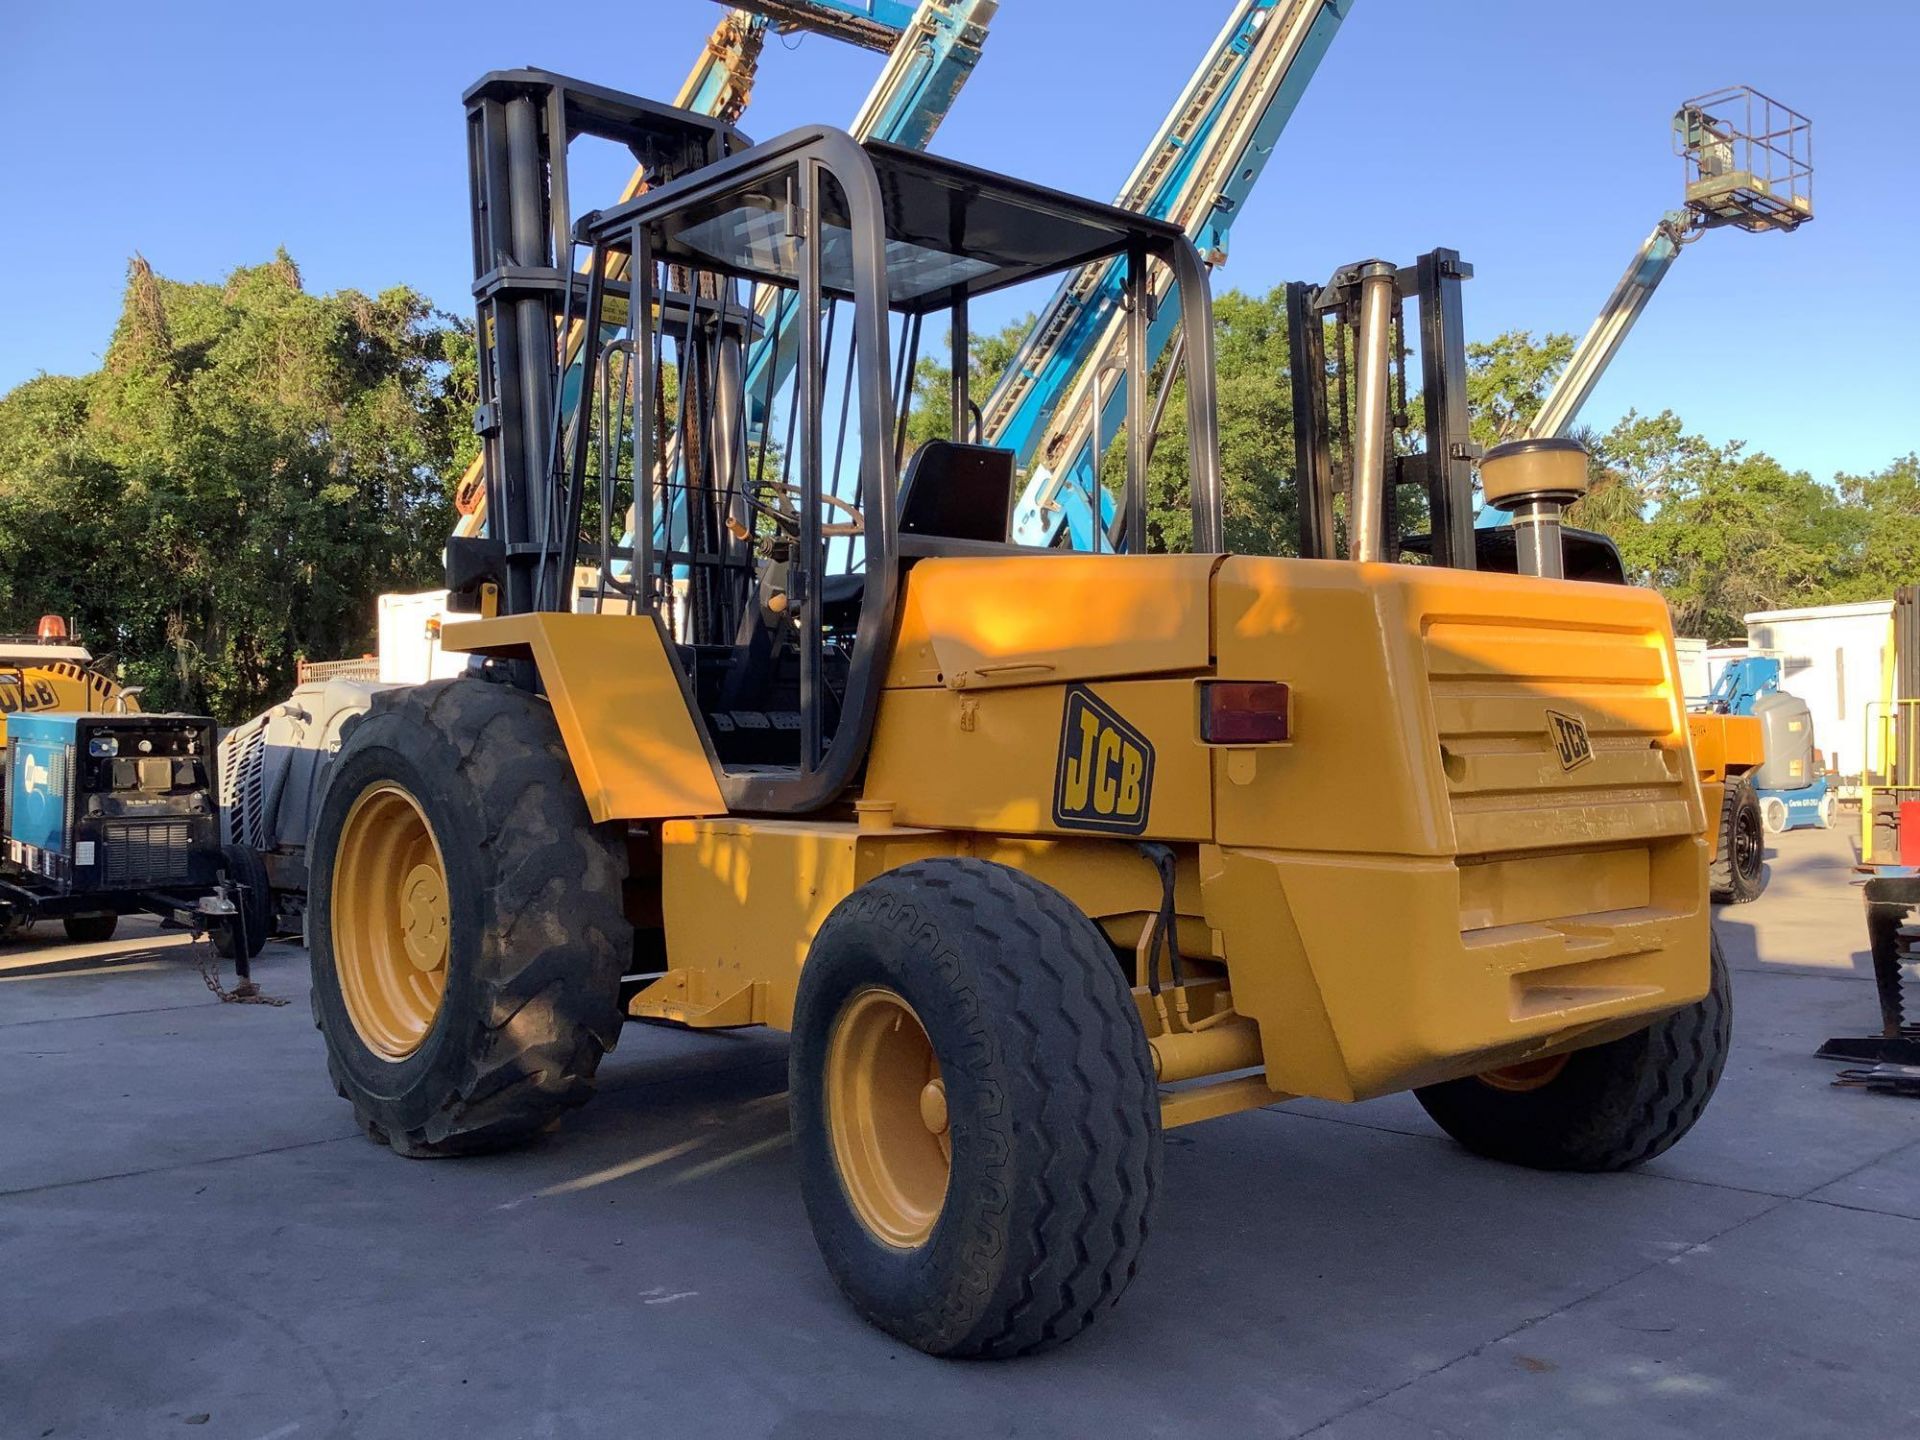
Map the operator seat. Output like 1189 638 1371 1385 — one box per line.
818 440 1017 631
710 442 1018 765
895 440 1016 545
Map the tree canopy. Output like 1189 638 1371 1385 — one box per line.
0 253 473 720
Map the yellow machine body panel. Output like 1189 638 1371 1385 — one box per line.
1198 556 1708 1099
442 612 725 823
1686 711 1764 854
1689 712 1765 780
865 679 1215 840
618 553 1712 1111
652 822 1189 1033
883 553 1217 691
1211 558 1702 854
0 656 132 752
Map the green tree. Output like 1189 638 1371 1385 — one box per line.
1466 329 1574 450
903 315 1033 450
1829 454 1920 602
1569 409 1859 639
1136 285 1296 556
910 287 1299 555
0 252 474 720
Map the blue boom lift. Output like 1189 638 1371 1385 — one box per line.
1701 655 1833 834
979 0 1356 551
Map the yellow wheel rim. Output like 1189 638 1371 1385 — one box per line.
332 782 451 1061
1479 1053 1571 1093
826 987 950 1248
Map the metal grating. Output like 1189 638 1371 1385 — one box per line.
101 820 193 888
217 716 269 848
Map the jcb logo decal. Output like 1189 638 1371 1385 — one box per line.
0 679 59 715
1053 686 1153 835
1546 709 1593 771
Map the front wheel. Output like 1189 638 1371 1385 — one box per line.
308 679 630 1157
790 859 1161 1358
1414 931 1732 1171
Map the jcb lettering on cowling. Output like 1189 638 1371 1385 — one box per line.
1053 685 1154 835
0 679 60 715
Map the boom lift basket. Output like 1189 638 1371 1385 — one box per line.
1674 86 1812 234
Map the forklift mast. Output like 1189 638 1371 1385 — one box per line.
1285 250 1477 568
454 73 745 620
451 1 997 543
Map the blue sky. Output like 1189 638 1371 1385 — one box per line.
2 0 1912 479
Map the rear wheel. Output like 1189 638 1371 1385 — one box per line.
1415 931 1731 1171
1761 794 1789 835
790 859 1161 1358
1710 777 1765 904
62 912 118 945
308 679 630 1156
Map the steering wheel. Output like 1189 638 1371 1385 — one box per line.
749 482 865 539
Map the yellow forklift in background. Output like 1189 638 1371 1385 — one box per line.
0 616 132 737
306 71 1727 1357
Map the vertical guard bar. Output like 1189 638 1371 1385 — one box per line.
1124 241 1150 553
1416 249 1476 569
632 223 657 611
949 287 970 443
1287 279 1334 560
798 161 825 773
559 253 608 608
1169 239 1222 553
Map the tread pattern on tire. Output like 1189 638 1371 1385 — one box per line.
802 859 1160 1358
1414 933 1732 1172
315 678 630 1158
1710 776 1765 905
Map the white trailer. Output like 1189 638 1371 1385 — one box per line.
1743 601 1893 785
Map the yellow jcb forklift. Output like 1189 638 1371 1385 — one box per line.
307 71 1727 1357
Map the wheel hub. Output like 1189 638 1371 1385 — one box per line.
918 1077 948 1136
401 863 449 973
1478 1052 1571 1093
332 783 452 1061
825 987 950 1248
1736 806 1764 877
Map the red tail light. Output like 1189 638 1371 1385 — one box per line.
1200 681 1292 744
